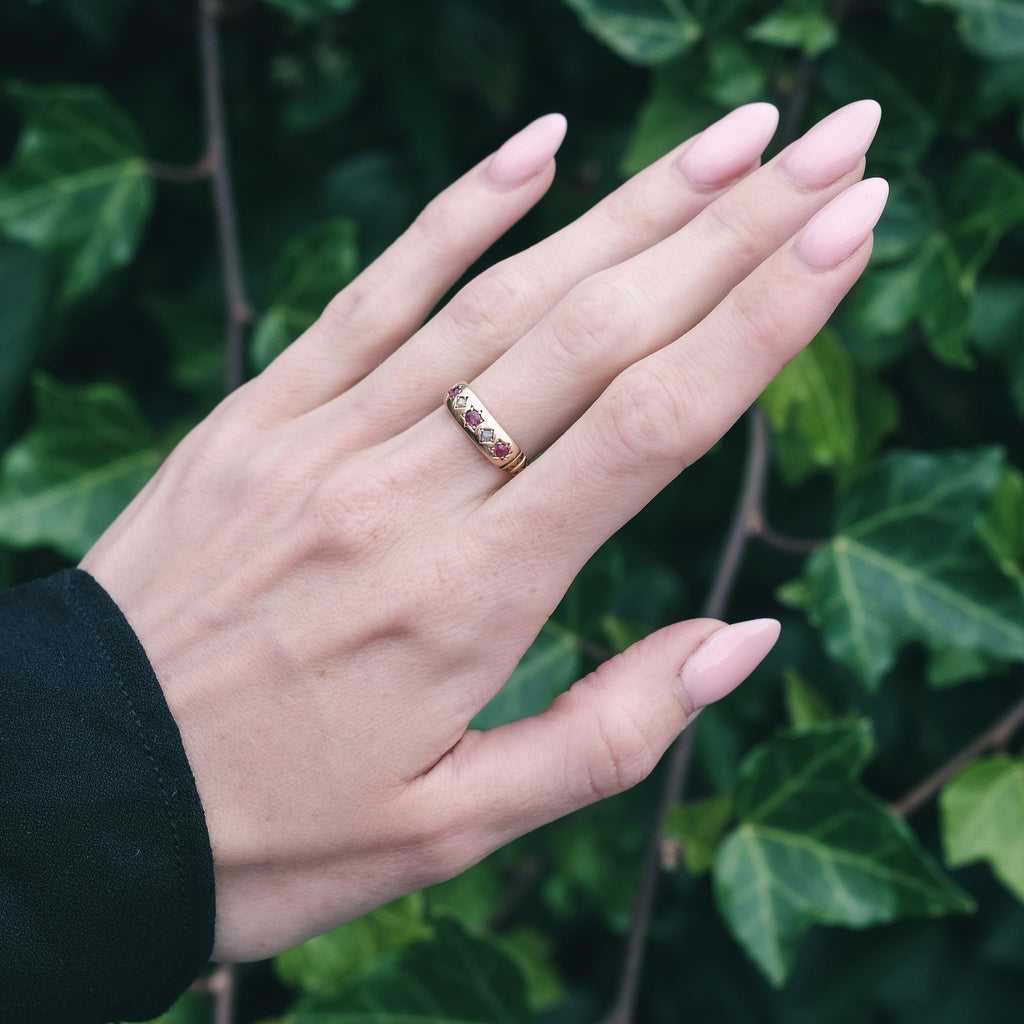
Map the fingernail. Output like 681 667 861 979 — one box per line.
793 177 889 270
780 99 881 190
675 619 780 715
676 102 780 191
485 113 568 190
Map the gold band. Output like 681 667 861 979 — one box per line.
445 382 528 476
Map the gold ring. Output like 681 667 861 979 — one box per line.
445 382 528 476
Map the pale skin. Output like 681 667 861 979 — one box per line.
80 99 887 962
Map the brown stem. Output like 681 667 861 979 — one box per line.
208 964 237 1024
752 514 826 555
890 694 1024 819
604 409 772 1024
145 156 213 183
198 0 252 394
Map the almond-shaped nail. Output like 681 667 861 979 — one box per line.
793 177 889 270
484 113 568 190
780 99 881 190
675 619 780 715
677 102 780 191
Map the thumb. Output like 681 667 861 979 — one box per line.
424 617 780 866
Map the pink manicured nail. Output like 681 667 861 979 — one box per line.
674 619 780 714
484 113 568 189
677 103 780 190
793 177 889 270
780 99 881 189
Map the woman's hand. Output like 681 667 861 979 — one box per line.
80 99 886 962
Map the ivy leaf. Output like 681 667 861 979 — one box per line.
782 669 837 732
973 279 1024 418
760 329 899 482
0 239 52 426
746 0 838 57
275 895 434 1002
0 82 153 302
945 151 1024 279
663 794 734 875
920 0 1024 59
251 218 360 372
0 374 160 560
472 623 581 730
942 755 1024 903
294 917 530 1023
714 722 974 986
621 61 721 175
559 0 701 65
782 448 1024 689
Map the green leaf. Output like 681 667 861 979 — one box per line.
942 754 1024 902
705 39 767 107
541 799 644 932
920 0 1024 59
472 622 581 730
492 927 564 1013
746 0 838 57
760 330 858 483
0 82 153 302
294 917 530 1023
0 374 160 560
978 464 1024 581
761 330 899 482
973 278 1024 417
251 218 360 372
275 895 434 1002
559 0 701 65
262 0 359 21
0 239 52 426
784 448 1024 688
782 669 836 732
946 151 1024 278
714 722 974 986
663 793 734 874
621 60 721 176
819 43 937 167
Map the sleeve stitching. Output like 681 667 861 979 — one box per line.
65 572 191 1008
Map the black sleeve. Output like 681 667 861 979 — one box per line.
0 569 216 1024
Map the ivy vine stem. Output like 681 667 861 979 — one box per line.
605 408 773 1024
891 692 1024 819
198 0 252 395
197 0 248 1017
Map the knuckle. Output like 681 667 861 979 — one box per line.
442 265 526 349
601 180 668 243
727 278 791 354
702 197 766 268
408 191 463 257
303 465 402 559
549 275 635 363
597 365 689 470
555 678 658 802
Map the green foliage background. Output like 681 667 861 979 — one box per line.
2 0 1024 1021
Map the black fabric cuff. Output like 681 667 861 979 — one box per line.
0 569 215 1024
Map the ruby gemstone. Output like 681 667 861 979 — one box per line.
447 386 462 400
494 441 510 459
465 409 483 427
